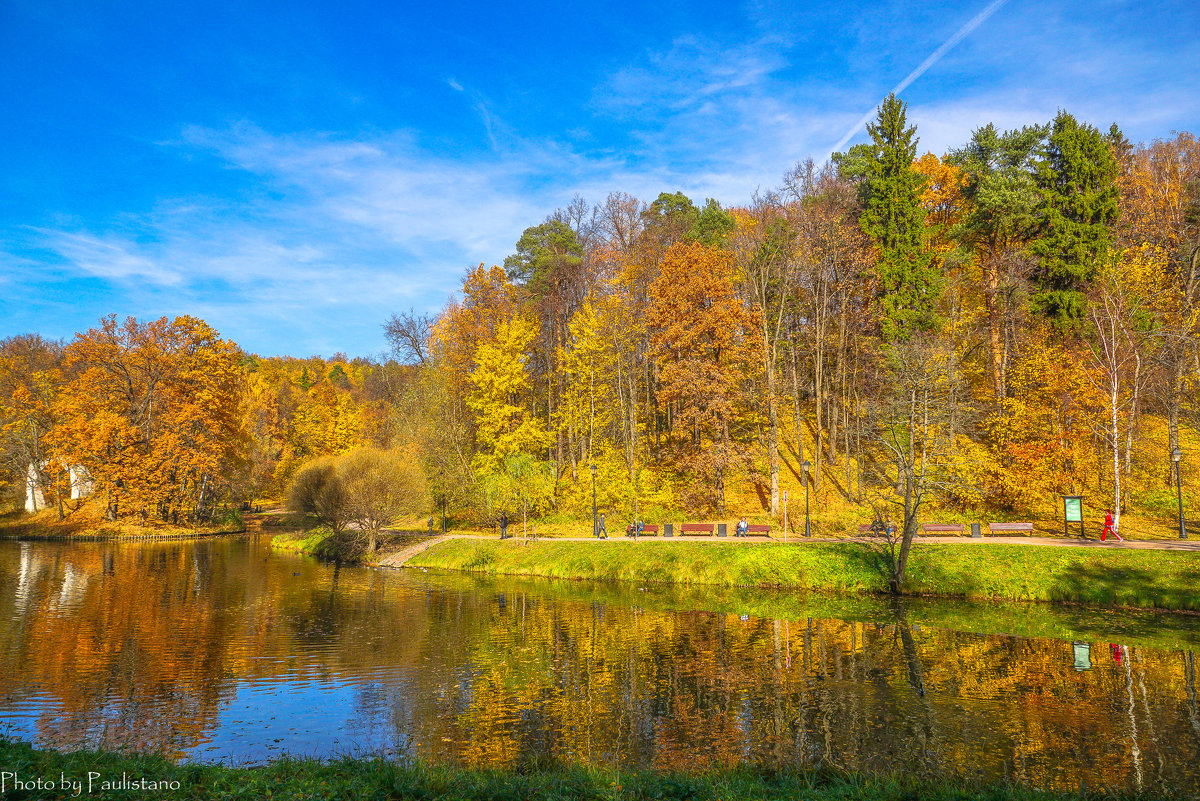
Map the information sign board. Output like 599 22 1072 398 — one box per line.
1064 496 1083 522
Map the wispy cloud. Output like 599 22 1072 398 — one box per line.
16 123 623 353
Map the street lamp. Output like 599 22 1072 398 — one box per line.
801 460 812 537
1173 448 1186 539
590 463 598 538
439 470 446 533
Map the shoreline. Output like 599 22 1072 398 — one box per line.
400 537 1200 612
0 736 1161 801
8 524 1198 613
0 527 248 541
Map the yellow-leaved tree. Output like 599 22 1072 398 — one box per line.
467 314 549 476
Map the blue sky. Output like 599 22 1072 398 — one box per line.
2 0 1198 357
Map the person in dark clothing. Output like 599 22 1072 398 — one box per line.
500 512 508 539
598 513 607 539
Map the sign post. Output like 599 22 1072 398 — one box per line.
1063 495 1084 539
783 490 788 543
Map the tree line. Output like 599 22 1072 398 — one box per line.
3 95 1198 563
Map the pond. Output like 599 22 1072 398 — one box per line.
1 537 1198 796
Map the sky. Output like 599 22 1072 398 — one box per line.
2 0 1198 358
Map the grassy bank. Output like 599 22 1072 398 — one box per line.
407 539 1200 611
0 504 244 540
270 526 426 564
268 526 358 561
0 737 1160 801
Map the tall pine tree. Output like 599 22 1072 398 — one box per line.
1028 110 1120 321
851 94 942 340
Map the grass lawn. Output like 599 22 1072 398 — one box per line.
0 737 1163 800
406 539 1200 611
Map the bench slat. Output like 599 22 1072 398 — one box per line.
989 522 1033 532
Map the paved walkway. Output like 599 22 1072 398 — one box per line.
375 531 1200 568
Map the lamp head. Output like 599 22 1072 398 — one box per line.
1173 448 1183 462
801 460 811 472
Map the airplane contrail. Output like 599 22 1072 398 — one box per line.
827 0 1012 160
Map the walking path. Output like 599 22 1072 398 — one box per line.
376 531 1200 568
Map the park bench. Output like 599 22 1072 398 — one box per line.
857 522 897 537
625 523 659 536
988 522 1034 536
921 523 964 536
746 524 770 537
681 522 715 536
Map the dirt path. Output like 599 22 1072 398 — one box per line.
378 534 474 568
374 531 1200 568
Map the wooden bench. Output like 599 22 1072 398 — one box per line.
746 524 770 537
922 523 964 535
858 522 897 536
989 522 1034 536
625 523 659 536
680 522 715 536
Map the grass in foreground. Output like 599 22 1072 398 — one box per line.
0 737 1163 800
406 539 1200 611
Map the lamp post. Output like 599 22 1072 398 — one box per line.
801 460 811 537
590 463 598 538
438 471 446 533
1174 448 1186 539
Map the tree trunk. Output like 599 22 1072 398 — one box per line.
791 344 802 453
984 257 1007 401
1110 374 1122 530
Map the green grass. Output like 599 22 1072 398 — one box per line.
407 539 1200 611
0 736 1165 800
268 526 350 560
270 527 428 564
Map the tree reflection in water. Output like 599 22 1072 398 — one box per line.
0 539 1198 797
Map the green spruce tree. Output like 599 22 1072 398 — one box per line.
850 93 942 340
1028 111 1120 321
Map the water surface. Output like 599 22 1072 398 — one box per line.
1 537 1197 796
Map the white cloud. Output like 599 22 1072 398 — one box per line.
33 230 185 286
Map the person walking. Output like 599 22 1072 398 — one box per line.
1102 509 1125 542
598 513 607 539
500 511 508 540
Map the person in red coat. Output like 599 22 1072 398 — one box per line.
1102 509 1125 542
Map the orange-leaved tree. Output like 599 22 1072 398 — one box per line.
0 335 62 512
649 240 760 513
51 315 246 521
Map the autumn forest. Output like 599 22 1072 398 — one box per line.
3 96 1199 538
